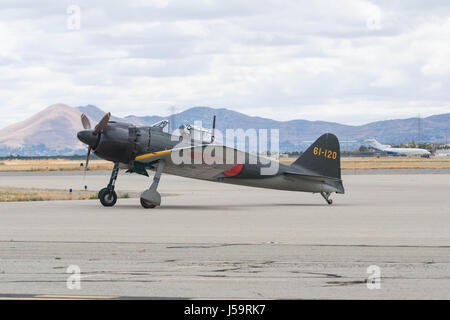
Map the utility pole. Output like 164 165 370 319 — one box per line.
169 106 177 134
418 113 422 145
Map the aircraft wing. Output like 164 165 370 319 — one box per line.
134 144 247 180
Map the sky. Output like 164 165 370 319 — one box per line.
1 0 450 128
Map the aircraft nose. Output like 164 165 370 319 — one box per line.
77 130 98 147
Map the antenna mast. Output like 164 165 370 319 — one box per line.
418 113 422 144
211 115 216 143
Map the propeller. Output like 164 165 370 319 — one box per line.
85 146 92 171
93 112 111 135
81 113 91 129
79 112 111 171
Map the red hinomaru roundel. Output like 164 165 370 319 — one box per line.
223 164 243 177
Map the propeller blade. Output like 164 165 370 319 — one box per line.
85 146 91 171
81 113 91 129
93 112 111 135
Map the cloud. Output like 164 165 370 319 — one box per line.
0 0 450 128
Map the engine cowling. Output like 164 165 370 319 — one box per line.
93 122 138 164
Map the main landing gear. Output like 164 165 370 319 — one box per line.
140 160 165 209
98 162 119 207
320 192 333 205
98 160 165 209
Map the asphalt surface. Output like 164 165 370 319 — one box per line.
0 171 449 299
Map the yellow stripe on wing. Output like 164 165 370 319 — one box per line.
135 150 172 161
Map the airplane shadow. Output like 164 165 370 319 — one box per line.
114 203 352 211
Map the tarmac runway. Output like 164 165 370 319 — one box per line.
0 171 449 299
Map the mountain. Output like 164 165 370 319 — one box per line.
0 104 449 156
0 104 86 156
0 104 125 156
125 106 450 148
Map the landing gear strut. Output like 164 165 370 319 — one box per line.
320 192 333 205
140 160 165 209
98 162 119 207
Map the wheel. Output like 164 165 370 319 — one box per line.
140 197 156 209
98 188 107 199
140 198 156 209
99 189 117 207
327 199 333 205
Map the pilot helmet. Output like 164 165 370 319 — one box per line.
178 124 186 135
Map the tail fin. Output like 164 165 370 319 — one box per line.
365 139 383 150
292 133 341 179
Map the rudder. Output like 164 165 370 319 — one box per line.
292 133 341 179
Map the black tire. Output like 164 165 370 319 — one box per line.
99 189 117 207
98 188 107 199
140 198 156 209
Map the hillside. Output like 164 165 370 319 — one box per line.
0 104 86 155
0 104 449 156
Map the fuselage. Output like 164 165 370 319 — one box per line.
365 139 431 157
381 147 430 156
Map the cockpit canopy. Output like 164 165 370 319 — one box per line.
185 124 213 143
150 119 169 129
151 119 213 143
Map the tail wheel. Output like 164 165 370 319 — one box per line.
99 188 117 207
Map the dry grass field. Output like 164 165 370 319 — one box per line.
340 157 450 169
281 156 450 169
0 186 136 202
0 159 113 172
1 157 449 202
1 157 450 172
0 186 97 202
